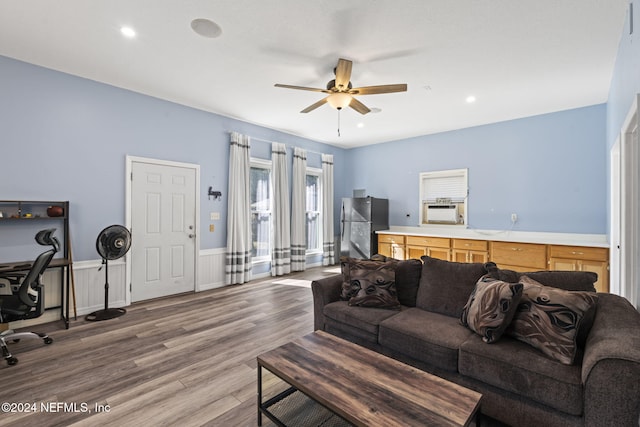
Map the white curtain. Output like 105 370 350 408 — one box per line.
225 132 252 285
291 147 307 271
271 142 291 276
322 154 335 265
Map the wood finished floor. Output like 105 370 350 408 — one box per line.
0 267 339 427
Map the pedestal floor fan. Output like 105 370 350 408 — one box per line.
86 225 131 322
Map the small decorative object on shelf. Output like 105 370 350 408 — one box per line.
47 205 64 217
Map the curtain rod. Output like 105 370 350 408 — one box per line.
226 131 329 157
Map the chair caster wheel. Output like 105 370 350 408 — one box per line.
7 356 18 366
44 337 53 345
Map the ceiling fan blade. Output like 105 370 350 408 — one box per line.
350 84 408 95
301 97 329 113
275 84 330 93
334 58 353 90
349 97 371 115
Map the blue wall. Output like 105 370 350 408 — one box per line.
0 50 614 262
345 105 607 234
607 5 640 148
0 56 345 261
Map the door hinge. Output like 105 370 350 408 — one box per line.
130 283 132 292
130 172 133 181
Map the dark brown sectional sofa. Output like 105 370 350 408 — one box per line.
311 256 640 427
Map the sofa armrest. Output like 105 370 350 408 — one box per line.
582 293 640 426
311 274 343 331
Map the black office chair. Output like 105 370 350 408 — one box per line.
0 228 58 366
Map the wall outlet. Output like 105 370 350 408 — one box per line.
511 213 518 224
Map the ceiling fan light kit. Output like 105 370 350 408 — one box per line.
275 58 407 116
327 92 352 110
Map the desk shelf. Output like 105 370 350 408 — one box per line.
0 200 71 328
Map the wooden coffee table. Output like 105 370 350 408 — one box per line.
257 331 482 427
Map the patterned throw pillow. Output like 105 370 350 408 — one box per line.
461 275 523 343
507 275 598 365
340 258 400 309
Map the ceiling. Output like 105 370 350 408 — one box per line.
0 0 628 148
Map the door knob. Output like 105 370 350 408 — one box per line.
189 234 195 238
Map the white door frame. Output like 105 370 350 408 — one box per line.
618 94 639 309
609 137 621 296
125 155 200 306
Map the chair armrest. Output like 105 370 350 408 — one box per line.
582 293 640 426
311 274 343 331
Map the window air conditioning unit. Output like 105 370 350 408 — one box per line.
426 204 458 224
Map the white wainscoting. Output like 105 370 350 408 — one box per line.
7 248 264 329
197 248 227 291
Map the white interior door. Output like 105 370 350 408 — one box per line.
130 160 197 302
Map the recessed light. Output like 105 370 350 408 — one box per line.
191 18 222 38
357 122 365 128
466 95 476 103
120 27 136 38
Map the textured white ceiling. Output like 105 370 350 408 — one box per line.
0 0 628 148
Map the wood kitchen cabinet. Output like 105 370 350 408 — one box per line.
452 239 489 263
489 241 547 272
549 245 609 293
377 234 406 260
406 235 451 261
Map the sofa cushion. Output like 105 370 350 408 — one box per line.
379 307 474 372
394 259 422 307
507 275 599 365
460 275 523 343
416 256 487 317
323 301 402 344
459 334 584 416
484 262 597 292
340 258 400 309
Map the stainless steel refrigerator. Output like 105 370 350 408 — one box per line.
340 197 389 259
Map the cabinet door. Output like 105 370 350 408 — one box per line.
452 249 468 263
468 250 489 264
378 242 393 258
426 247 451 261
549 258 609 293
406 245 428 260
453 249 488 263
580 260 609 293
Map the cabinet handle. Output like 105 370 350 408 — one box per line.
570 251 584 255
511 247 523 251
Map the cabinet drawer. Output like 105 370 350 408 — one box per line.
549 245 608 261
378 234 405 244
490 241 547 270
452 239 487 251
406 235 450 248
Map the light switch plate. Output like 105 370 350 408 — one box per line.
210 212 220 220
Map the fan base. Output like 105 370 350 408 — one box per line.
85 308 127 322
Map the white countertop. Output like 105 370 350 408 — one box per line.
377 226 610 248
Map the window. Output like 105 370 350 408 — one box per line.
419 169 468 226
250 161 272 260
305 169 322 253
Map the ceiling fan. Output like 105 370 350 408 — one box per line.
275 58 407 115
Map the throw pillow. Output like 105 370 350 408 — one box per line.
461 275 523 343
416 256 487 317
340 258 400 309
507 275 599 365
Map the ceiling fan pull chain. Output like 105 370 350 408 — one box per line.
337 109 341 137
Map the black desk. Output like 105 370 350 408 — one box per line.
0 258 71 329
